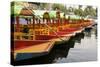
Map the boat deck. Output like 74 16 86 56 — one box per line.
14 41 54 59
13 36 71 59
13 24 92 60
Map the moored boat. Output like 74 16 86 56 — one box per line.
11 4 94 61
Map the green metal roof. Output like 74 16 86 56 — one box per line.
49 11 56 18
66 15 81 19
11 4 24 16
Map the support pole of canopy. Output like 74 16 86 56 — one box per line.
28 18 32 29
30 18 31 24
52 19 55 27
33 16 35 29
26 18 29 25
52 18 54 24
56 11 60 26
16 16 20 32
68 16 70 24
63 13 66 25
47 18 49 25
47 18 50 25
28 18 31 25
46 18 48 24
39 19 41 28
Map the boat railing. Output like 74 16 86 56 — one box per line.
13 3 93 41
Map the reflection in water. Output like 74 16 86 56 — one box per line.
15 25 97 65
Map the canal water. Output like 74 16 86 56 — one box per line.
15 25 97 65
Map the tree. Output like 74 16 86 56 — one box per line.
52 4 67 13
39 3 50 10
84 6 97 17
74 5 84 17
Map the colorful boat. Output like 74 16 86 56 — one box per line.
11 4 94 61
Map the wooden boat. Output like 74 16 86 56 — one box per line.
11 7 93 61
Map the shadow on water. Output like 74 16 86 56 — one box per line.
14 26 97 66
84 25 97 39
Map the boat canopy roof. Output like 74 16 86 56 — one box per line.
11 5 81 20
